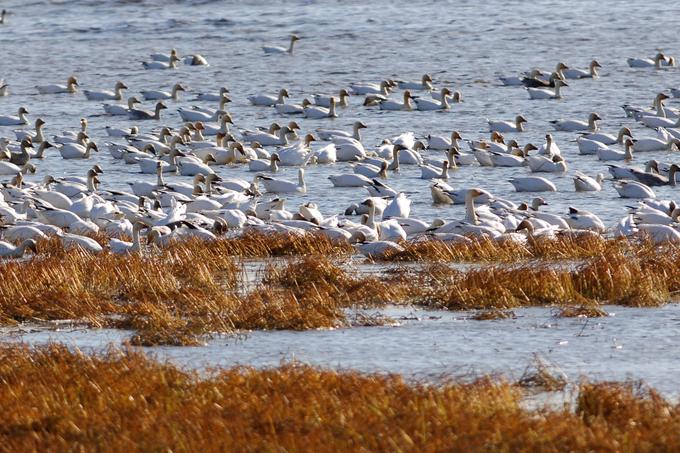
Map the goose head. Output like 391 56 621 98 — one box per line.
115 81 128 90
515 115 528 128
18 107 29 116
288 121 301 131
451 90 463 103
303 133 316 146
279 88 290 98
515 219 535 234
422 74 433 84
172 83 186 93
531 197 548 210
588 112 602 126
290 34 300 42
67 75 79 87
555 62 569 72
35 118 46 128
271 153 281 163
301 98 313 108
21 239 38 255
127 96 141 109
522 143 538 156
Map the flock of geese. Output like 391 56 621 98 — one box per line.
1 31 680 258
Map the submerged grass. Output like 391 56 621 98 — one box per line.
0 234 678 344
1 344 679 451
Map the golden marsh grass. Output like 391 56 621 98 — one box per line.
0 344 678 451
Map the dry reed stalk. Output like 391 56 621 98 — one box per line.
1 344 680 451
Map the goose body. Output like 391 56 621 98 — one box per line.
573 172 604 191
263 35 300 55
488 115 527 132
0 107 29 126
37 76 78 94
509 176 557 192
550 113 601 132
615 180 656 199
83 81 127 101
257 168 306 193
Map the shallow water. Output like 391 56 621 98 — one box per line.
2 0 680 387
8 304 680 397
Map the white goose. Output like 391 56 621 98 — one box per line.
104 96 141 115
57 141 99 159
263 34 300 55
257 168 306 193
317 121 367 141
627 53 666 69
37 76 78 94
328 173 371 187
597 139 634 162
397 74 433 91
563 60 602 79
510 176 557 192
83 81 127 101
379 91 413 111
0 239 37 258
248 153 280 172
140 83 186 101
142 55 180 70
581 127 632 145
573 172 604 191
303 98 337 119
248 89 289 106
313 89 350 108
488 115 527 132
550 112 601 132
615 180 656 199
0 107 29 126
109 222 145 254
527 80 568 100
527 154 567 173
414 88 452 110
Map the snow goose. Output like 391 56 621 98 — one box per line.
194 87 229 102
57 141 98 160
314 89 350 108
142 55 180 70
140 83 185 101
15 118 45 143
527 80 568 100
366 179 398 198
312 143 337 163
632 136 680 152
150 48 178 62
257 168 306 193
615 180 656 199
353 161 387 179
184 54 209 66
83 81 127 101
328 173 371 187
382 192 411 219
36 76 78 94
263 34 300 55
59 233 103 253
581 127 632 145
0 239 37 259
627 53 666 68
414 88 452 110
565 207 605 232
249 88 289 106
428 131 462 150
550 112 601 132
500 69 541 86
104 96 141 115
420 160 449 179
335 140 367 161
597 139 634 161
488 115 527 133
573 172 604 191
563 60 601 79
128 102 167 120
0 161 34 176
378 91 413 111
109 222 145 254
0 107 29 126
105 125 139 137
527 154 567 173
317 121 366 141
397 74 433 91
248 153 280 172
350 80 393 96
538 133 560 156
510 176 557 192
177 107 226 123
303 98 337 119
